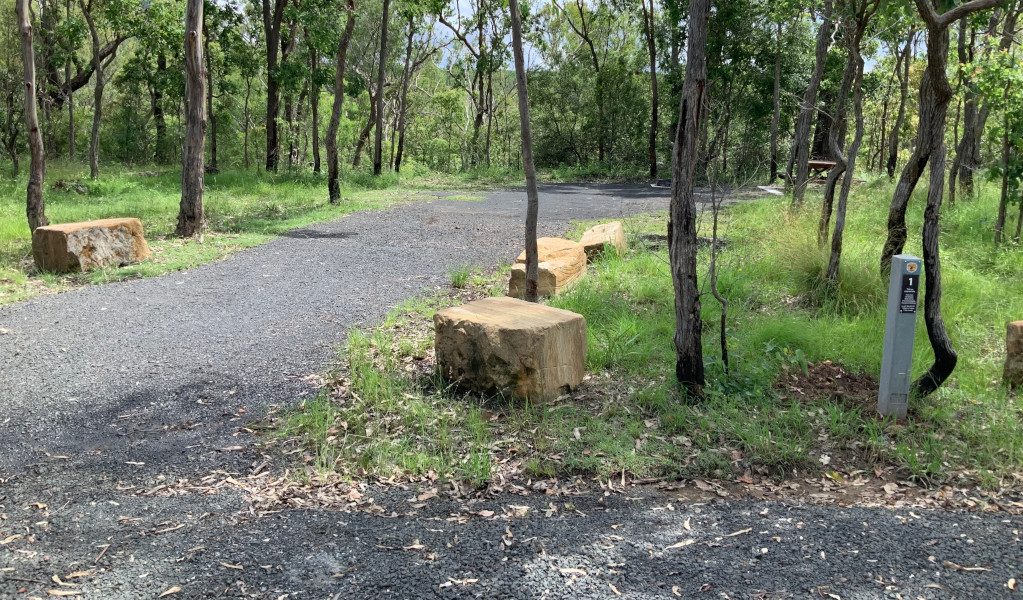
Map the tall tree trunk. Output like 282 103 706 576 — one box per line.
262 0 286 172
883 0 1003 397
994 108 1009 244
243 75 251 169
508 0 539 302
17 0 48 233
65 0 73 160
641 0 658 178
203 21 218 173
373 0 390 176
948 18 978 204
669 0 709 396
326 0 356 202
887 30 914 178
818 33 859 246
153 54 168 163
769 20 782 183
81 0 102 179
827 0 873 280
179 0 206 237
352 86 376 168
309 42 321 174
394 14 413 174
791 3 834 206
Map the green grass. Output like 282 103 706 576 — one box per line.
0 161 515 305
274 176 1023 490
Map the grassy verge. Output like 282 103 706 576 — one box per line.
0 162 519 305
274 176 1021 492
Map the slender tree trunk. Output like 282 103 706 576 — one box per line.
792 4 834 205
327 0 356 202
178 0 206 237
394 15 413 174
352 86 376 168
203 21 218 173
508 0 539 302
373 0 390 176
949 18 977 204
669 0 709 396
994 110 1009 244
819 35 859 246
827 19 869 280
81 0 102 179
309 43 321 174
887 30 913 178
642 0 658 178
153 54 168 163
17 0 48 233
243 75 251 169
769 20 782 183
263 0 286 172
65 0 73 160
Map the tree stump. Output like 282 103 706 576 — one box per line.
434 296 586 401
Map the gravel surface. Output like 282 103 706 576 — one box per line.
1 184 1019 599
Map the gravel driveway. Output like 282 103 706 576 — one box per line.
1 183 1019 599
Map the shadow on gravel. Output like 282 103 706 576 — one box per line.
280 229 358 240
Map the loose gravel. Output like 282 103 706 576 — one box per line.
1 184 1019 599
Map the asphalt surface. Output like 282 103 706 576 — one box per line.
1 184 1020 599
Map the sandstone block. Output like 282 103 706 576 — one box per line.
33 218 151 273
434 296 586 401
1004 321 1023 388
578 221 626 261
508 237 586 298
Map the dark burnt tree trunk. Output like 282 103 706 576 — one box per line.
641 0 658 178
769 20 782 183
882 0 1003 398
509 0 540 302
327 0 356 202
178 0 206 237
394 15 413 173
81 0 102 179
373 0 390 176
791 2 835 206
669 0 709 397
887 29 914 178
262 0 287 172
17 0 48 233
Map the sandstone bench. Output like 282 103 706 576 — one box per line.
1005 321 1023 388
434 296 586 401
578 221 626 261
507 237 586 298
32 218 151 273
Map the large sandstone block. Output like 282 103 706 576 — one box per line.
578 221 626 261
33 218 151 273
508 237 586 298
434 296 586 401
1004 321 1023 388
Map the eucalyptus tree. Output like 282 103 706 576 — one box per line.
17 0 49 232
327 0 356 202
790 0 835 206
179 0 206 237
669 0 710 397
508 0 539 301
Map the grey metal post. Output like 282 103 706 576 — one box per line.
878 254 922 419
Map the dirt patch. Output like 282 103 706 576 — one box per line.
776 360 879 413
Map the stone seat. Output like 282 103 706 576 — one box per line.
507 237 586 298
578 221 627 261
33 218 151 273
1005 321 1023 388
434 296 586 401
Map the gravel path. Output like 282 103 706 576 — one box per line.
1 184 1019 599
